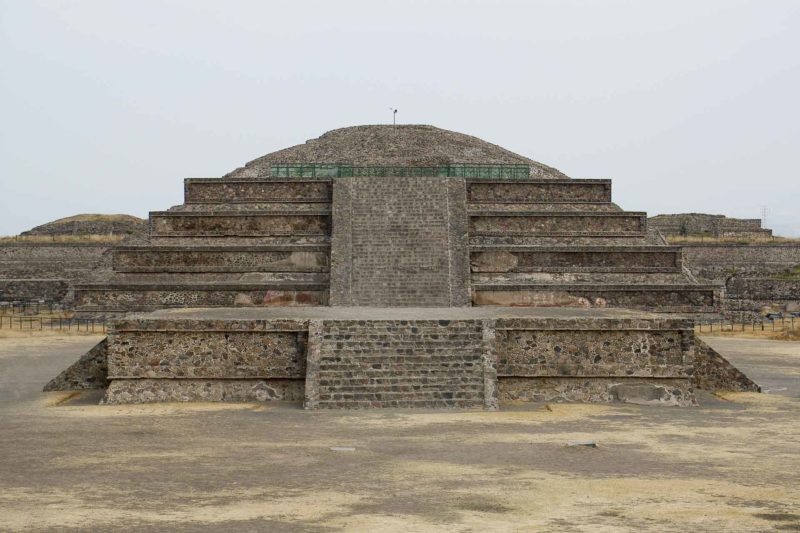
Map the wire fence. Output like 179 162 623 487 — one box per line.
696 315 797 333
0 315 106 332
0 301 67 315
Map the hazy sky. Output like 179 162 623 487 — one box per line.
1 0 798 236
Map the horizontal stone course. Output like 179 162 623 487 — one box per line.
469 212 647 236
473 285 718 312
74 286 328 312
184 178 332 203
467 179 611 203
113 246 329 273
471 246 681 273
150 211 330 237
109 330 307 379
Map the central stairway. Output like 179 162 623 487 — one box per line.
307 319 489 409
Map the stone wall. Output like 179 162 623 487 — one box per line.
113 246 329 273
691 338 760 392
330 176 470 307
0 279 70 302
467 180 611 203
681 244 800 280
649 213 772 238
470 212 646 236
73 285 328 312
0 243 110 302
679 243 800 317
150 212 330 237
47 308 759 407
470 246 681 273
44 339 109 391
185 178 331 203
472 286 719 313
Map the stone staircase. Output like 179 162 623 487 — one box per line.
467 178 721 313
306 319 490 409
73 177 332 316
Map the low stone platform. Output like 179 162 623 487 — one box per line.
49 306 759 408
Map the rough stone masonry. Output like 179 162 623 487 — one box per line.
47 125 760 408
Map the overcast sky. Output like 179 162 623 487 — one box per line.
1 0 798 236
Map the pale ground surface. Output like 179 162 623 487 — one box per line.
0 334 798 532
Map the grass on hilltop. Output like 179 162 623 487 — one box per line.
0 234 126 243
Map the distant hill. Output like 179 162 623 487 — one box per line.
20 214 147 237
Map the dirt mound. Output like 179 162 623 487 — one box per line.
21 214 146 237
224 124 569 179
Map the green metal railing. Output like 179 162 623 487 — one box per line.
270 163 530 179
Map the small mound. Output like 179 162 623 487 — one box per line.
224 124 569 179
21 214 147 237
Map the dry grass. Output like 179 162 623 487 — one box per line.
0 234 126 243
0 328 104 338
45 214 144 224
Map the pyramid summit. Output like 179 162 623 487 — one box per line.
224 124 569 179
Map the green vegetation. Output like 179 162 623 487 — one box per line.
774 265 800 280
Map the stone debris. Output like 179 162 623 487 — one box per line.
567 440 598 448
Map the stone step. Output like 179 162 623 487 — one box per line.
466 179 612 203
320 387 483 401
470 245 682 273
308 319 488 409
469 211 647 237
149 210 331 238
318 365 483 374
184 177 332 204
315 399 482 409
472 282 721 312
318 386 485 395
112 245 330 273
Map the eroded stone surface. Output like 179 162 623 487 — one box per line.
499 377 695 406
43 338 108 391
108 331 307 379
103 378 304 404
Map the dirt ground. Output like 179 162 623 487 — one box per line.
0 335 798 532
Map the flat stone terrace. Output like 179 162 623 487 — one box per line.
131 306 673 322
96 306 761 408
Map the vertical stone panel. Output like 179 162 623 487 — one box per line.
303 320 324 409
329 176 470 307
329 178 353 306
